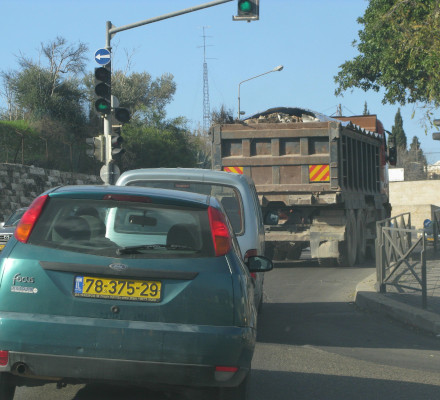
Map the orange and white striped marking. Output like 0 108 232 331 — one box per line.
223 167 243 174
309 164 330 182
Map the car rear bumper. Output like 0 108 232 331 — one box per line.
3 351 249 388
0 311 255 387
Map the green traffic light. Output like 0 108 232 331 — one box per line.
238 0 252 13
95 99 111 114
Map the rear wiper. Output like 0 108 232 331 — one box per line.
116 244 199 255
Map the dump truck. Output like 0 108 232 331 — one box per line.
211 107 396 267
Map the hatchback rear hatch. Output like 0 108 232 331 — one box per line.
1 186 237 324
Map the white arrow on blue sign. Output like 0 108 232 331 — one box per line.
95 48 111 65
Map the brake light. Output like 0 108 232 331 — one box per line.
103 194 152 203
208 206 232 257
0 350 9 366
15 194 49 243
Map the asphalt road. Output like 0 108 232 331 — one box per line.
14 253 440 399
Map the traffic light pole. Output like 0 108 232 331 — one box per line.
101 0 234 185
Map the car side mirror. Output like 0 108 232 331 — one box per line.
246 255 273 273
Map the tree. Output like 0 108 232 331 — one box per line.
363 101 370 115
390 108 407 149
408 136 427 165
83 70 176 125
211 105 234 125
335 1 440 110
1 37 88 125
121 119 197 171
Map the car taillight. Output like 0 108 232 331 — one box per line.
215 366 238 381
15 194 49 243
0 350 9 366
208 206 232 257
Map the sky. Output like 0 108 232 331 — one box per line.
2 0 440 163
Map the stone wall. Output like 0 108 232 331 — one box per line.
0 163 100 222
389 180 440 229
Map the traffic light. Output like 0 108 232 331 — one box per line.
86 135 105 162
433 119 440 140
94 66 111 115
114 107 130 124
233 0 259 21
110 125 125 159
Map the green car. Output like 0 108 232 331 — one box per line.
0 185 272 399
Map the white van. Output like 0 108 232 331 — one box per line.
116 168 267 311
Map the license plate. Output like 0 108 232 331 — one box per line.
74 276 162 302
0 244 4 252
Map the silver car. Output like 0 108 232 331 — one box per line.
0 207 27 252
116 168 267 311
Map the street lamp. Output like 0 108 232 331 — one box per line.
237 65 284 120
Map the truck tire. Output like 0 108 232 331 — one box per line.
318 257 337 267
264 243 275 260
286 243 302 260
356 209 367 264
337 209 357 267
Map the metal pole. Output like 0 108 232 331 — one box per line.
101 21 113 185
102 1 233 183
109 0 233 36
238 83 241 120
421 234 427 309
237 66 283 119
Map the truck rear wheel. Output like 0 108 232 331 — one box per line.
337 209 357 267
286 243 303 260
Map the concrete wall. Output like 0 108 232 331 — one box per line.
0 163 100 222
389 180 440 229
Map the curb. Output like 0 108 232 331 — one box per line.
355 273 440 336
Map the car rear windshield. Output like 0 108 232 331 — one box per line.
127 181 244 234
28 197 214 258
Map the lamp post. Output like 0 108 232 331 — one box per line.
237 65 284 120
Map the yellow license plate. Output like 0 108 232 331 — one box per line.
74 276 162 302
0 244 4 252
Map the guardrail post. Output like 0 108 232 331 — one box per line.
421 234 427 309
376 221 386 293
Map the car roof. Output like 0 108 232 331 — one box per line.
117 168 254 188
45 185 214 208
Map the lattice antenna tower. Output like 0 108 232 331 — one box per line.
200 27 213 135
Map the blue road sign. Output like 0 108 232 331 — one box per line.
95 48 111 65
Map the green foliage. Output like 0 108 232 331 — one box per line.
83 70 176 124
10 66 86 125
2 37 88 126
335 0 440 106
120 120 197 171
0 36 200 175
363 101 370 115
390 108 407 149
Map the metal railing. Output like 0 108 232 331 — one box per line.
376 212 427 309
432 208 440 251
